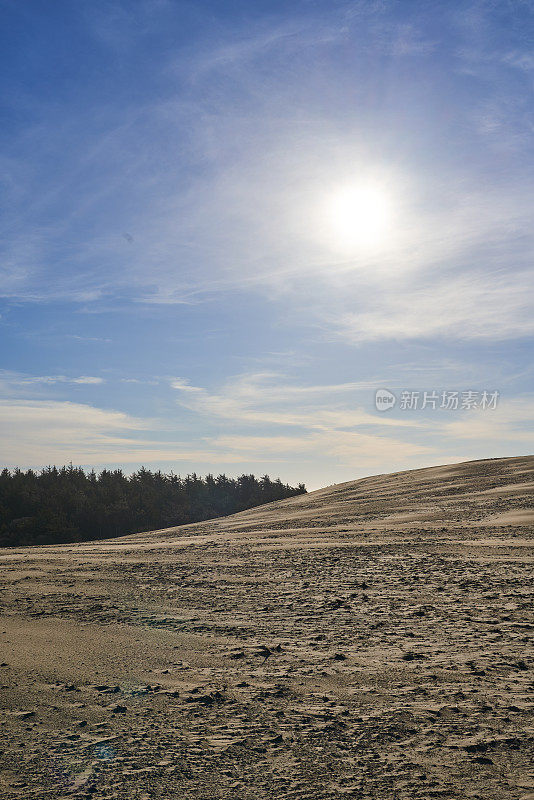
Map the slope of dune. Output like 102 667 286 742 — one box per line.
1 456 533 800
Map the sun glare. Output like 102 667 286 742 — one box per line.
325 182 393 252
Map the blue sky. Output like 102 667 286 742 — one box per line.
1 0 533 488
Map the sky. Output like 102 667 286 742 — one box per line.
1 0 533 489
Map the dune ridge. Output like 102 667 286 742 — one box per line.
1 455 533 799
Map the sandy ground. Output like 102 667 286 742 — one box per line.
0 455 533 800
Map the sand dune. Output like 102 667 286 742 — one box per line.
1 456 533 799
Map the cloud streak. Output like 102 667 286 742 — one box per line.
0 366 532 486
0 371 104 388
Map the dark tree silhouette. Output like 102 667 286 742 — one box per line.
0 466 306 547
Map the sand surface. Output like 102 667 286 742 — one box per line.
1 455 533 800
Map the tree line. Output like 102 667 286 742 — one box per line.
0 466 306 547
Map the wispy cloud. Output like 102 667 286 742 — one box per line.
0 372 105 387
0 393 427 474
441 397 534 444
67 334 113 343
0 399 147 466
171 372 424 430
333 269 534 343
0 367 531 483
207 430 431 466
0 396 271 468
171 371 534 478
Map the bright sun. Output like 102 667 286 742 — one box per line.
325 182 393 252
